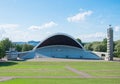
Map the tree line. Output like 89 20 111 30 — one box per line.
0 38 34 59
76 38 120 58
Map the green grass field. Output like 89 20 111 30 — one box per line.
0 78 120 84
0 61 120 84
0 62 78 76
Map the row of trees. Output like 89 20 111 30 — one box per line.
114 40 120 57
76 38 120 58
0 38 34 59
15 43 34 52
84 38 107 52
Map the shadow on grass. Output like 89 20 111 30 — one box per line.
0 62 18 67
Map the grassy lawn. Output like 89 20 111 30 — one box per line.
84 70 120 76
0 78 120 84
0 62 78 76
0 61 120 76
71 62 120 70
70 62 120 76
0 61 120 84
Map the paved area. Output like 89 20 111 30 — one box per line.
1 57 120 62
26 58 120 62
27 58 104 62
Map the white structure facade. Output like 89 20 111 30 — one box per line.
7 34 101 60
20 34 100 60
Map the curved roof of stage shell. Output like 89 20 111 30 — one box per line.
33 33 84 50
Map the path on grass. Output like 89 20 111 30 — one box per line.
65 66 93 78
0 77 13 82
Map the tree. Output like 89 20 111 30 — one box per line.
102 38 107 52
93 43 106 52
0 38 12 59
103 38 107 44
114 40 120 57
22 44 28 52
27 45 34 50
76 38 84 46
76 38 82 43
15 44 22 52
0 38 12 51
84 39 107 52
0 44 5 59
22 44 34 52
84 43 93 51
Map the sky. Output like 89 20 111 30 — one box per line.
0 0 120 42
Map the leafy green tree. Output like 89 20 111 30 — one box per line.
114 40 120 57
84 38 107 52
92 43 106 52
22 44 34 51
84 43 93 51
0 44 5 59
102 38 107 52
27 44 34 50
0 38 12 59
91 42 100 51
76 38 82 43
76 38 84 46
22 44 28 52
103 38 107 44
0 38 12 51
15 44 22 52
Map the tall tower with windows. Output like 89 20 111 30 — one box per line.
107 25 113 61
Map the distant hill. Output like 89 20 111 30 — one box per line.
27 41 40 46
14 41 40 46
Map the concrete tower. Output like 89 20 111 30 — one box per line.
107 25 113 61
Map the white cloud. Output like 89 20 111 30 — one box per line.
46 31 52 34
29 21 58 30
77 32 106 42
29 25 40 30
0 23 58 41
114 26 120 32
79 8 84 11
0 24 20 40
67 10 93 22
0 24 33 42
0 24 19 29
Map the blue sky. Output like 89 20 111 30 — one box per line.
0 0 120 42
